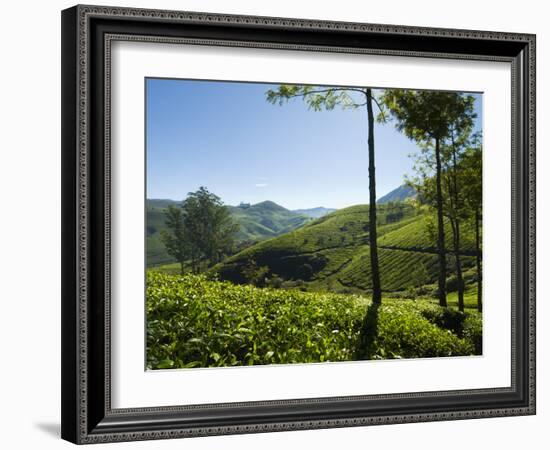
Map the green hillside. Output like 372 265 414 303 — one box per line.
146 199 311 266
211 202 478 298
292 207 336 218
226 201 310 241
147 200 178 266
147 272 481 369
377 184 416 204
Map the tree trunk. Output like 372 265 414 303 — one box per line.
366 89 382 304
180 261 185 275
451 218 464 312
434 137 448 307
475 207 482 312
450 136 463 311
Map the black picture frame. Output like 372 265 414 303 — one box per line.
61 4 536 444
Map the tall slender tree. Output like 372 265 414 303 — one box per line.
440 126 475 311
380 90 476 307
461 142 483 311
266 85 384 303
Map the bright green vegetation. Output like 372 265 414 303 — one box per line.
146 272 481 369
146 86 483 369
195 202 478 297
227 201 310 241
147 199 310 266
377 214 477 253
147 201 176 266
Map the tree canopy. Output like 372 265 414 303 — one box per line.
161 187 239 274
381 89 477 307
379 90 476 142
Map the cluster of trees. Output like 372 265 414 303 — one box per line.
161 87 482 313
381 90 482 312
161 187 239 274
266 86 482 311
382 202 408 224
407 128 482 312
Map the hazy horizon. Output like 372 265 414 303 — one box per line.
146 185 401 211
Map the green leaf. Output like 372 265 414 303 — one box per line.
156 359 174 369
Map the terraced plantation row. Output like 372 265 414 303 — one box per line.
207 202 479 298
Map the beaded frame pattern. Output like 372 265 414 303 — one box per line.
72 4 535 444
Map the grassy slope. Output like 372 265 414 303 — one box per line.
146 199 311 266
147 272 481 369
227 201 310 241
208 202 478 296
146 206 174 266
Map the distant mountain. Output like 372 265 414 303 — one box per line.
146 199 310 266
292 207 336 219
227 201 310 242
377 185 416 204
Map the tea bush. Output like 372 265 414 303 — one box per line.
146 272 481 369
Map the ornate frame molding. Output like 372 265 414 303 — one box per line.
61 4 536 444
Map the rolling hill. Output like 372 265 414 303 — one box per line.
226 201 311 241
146 199 311 266
212 202 478 295
292 207 336 218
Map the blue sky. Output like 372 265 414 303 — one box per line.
146 78 482 210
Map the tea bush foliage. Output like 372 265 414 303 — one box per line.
146 272 481 369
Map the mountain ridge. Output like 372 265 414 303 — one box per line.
292 207 336 218
146 198 311 266
377 184 417 204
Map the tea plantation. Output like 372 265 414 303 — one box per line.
146 272 481 369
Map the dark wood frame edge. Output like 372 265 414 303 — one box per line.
61 4 536 444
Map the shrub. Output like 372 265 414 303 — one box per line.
266 275 284 289
146 272 480 369
420 306 467 336
463 313 483 354
405 286 417 300
240 259 270 287
363 301 474 359
309 253 327 271
146 272 366 368
297 263 314 281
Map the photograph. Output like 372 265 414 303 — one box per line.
145 78 484 370
57 4 537 444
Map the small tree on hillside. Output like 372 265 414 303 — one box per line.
440 128 479 311
380 90 476 307
460 142 483 312
160 205 188 275
161 187 240 274
181 187 240 272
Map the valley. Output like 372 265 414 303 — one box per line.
151 197 479 307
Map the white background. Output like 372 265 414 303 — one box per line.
0 0 546 449
112 42 511 408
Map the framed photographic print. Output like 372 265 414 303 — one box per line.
61 4 536 444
